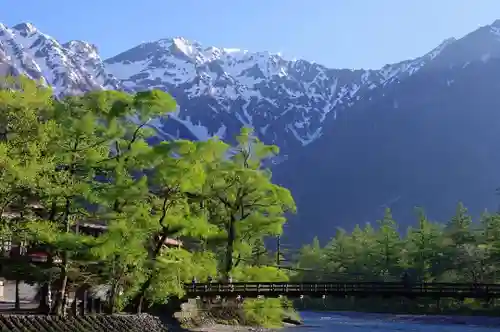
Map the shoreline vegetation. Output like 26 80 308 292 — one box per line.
1 75 500 329
291 203 500 316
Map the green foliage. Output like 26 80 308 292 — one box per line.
242 298 285 328
0 76 295 324
230 265 290 327
233 266 289 282
204 127 296 278
293 203 500 313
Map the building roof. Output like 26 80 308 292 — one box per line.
1 205 184 247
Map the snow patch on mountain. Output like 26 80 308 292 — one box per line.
4 21 500 156
104 35 463 150
0 23 121 95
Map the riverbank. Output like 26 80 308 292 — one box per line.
175 299 303 331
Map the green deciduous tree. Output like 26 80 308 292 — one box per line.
375 208 402 279
206 127 295 279
0 76 300 325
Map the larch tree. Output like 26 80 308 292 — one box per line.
375 208 402 279
32 92 117 315
404 208 443 282
0 76 59 310
131 138 225 312
205 127 296 279
442 203 477 281
295 237 324 281
85 89 177 313
479 211 500 281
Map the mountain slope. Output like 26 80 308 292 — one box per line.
102 36 458 155
0 21 466 158
274 21 500 245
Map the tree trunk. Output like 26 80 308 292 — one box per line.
37 283 49 313
108 278 121 314
133 231 169 313
54 264 68 315
54 198 71 316
14 278 20 310
136 295 144 314
224 216 236 279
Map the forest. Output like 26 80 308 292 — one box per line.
0 76 295 327
292 204 500 314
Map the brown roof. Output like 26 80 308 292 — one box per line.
1 209 183 247
79 223 183 247
164 237 183 246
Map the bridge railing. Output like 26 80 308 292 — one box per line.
184 282 500 297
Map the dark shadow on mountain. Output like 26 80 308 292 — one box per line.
274 58 500 246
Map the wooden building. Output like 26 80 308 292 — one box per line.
0 200 183 263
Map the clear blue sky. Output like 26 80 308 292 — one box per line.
3 0 500 69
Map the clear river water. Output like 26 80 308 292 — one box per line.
283 311 500 331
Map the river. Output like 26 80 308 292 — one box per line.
283 312 500 331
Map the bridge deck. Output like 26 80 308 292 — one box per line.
184 282 500 299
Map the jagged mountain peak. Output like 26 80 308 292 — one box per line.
0 22 120 95
109 35 286 69
11 22 38 35
63 40 99 56
425 38 457 59
167 36 284 61
420 19 500 69
491 19 500 27
4 20 500 155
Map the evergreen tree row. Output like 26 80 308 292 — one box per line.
294 204 500 283
292 205 500 314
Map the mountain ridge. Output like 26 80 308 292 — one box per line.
0 20 476 156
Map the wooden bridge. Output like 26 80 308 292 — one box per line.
184 282 500 300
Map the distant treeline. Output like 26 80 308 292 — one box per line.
291 204 500 314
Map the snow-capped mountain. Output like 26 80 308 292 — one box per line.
5 20 500 245
102 36 461 154
4 20 497 159
273 19 500 245
0 23 121 95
